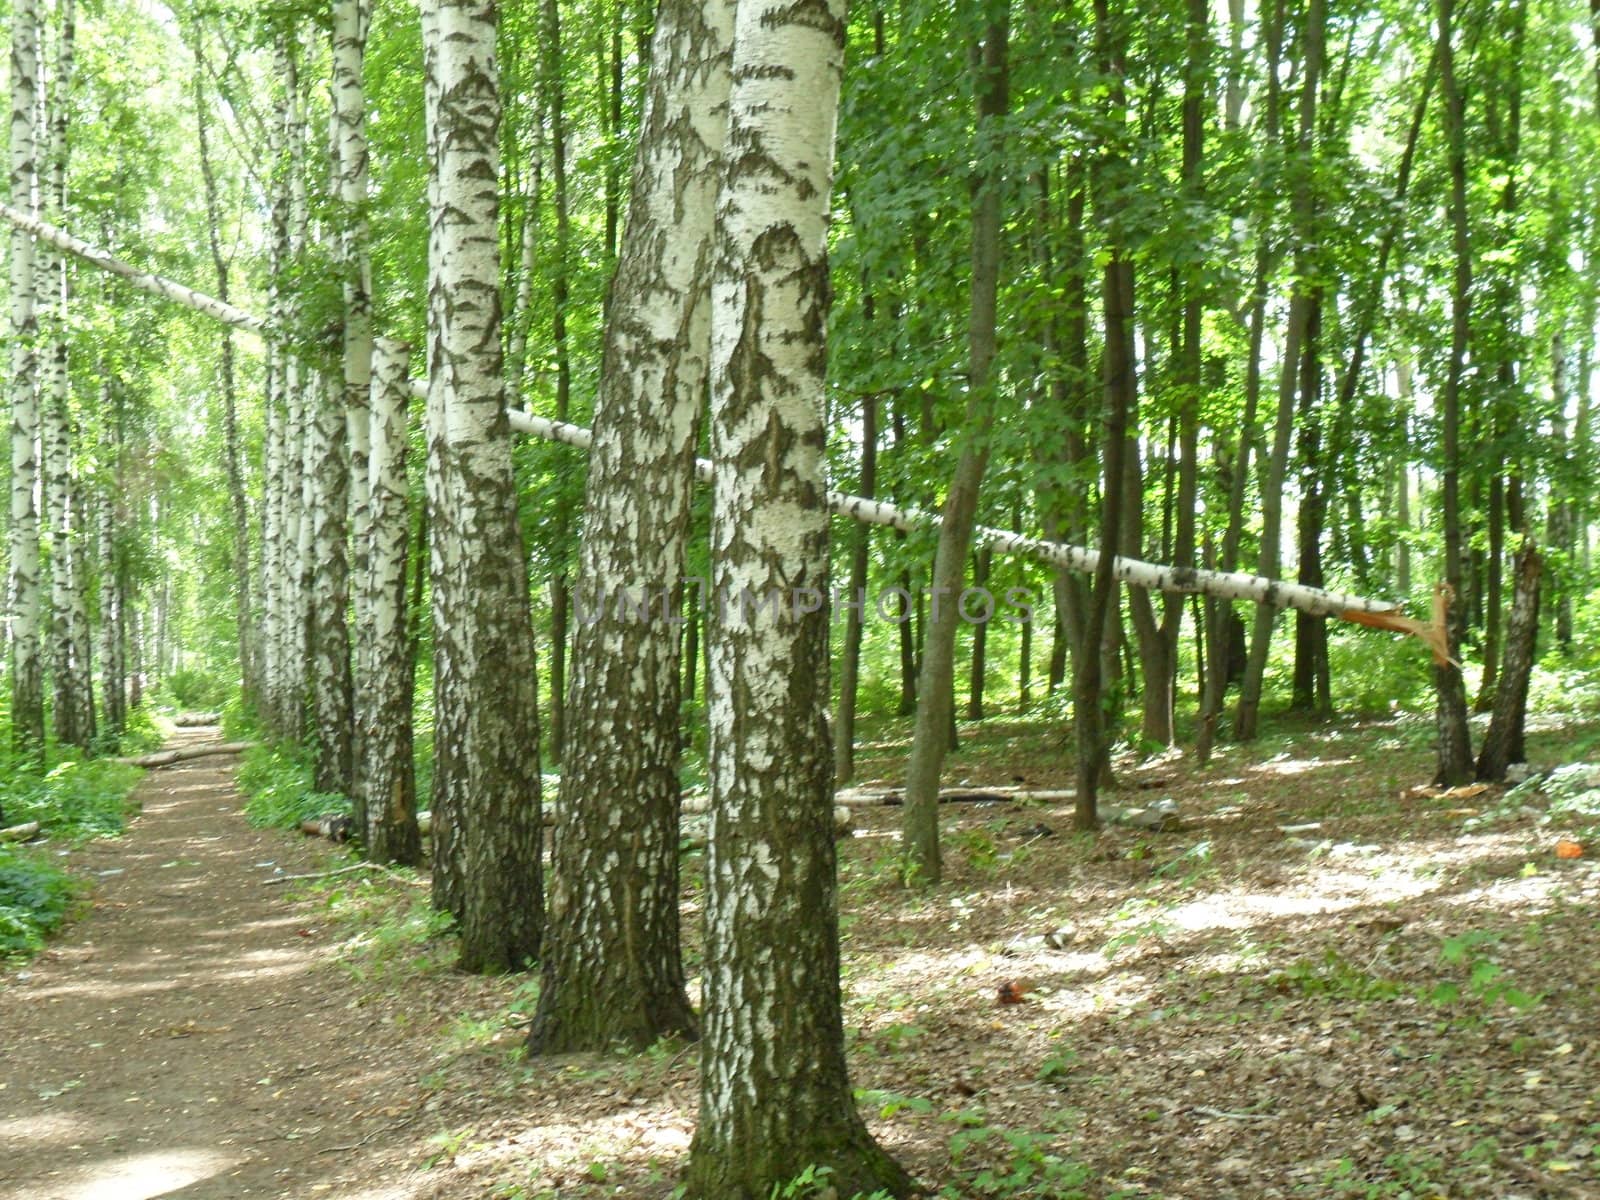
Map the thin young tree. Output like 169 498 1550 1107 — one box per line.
527 0 734 1055
683 0 913 1192
1432 0 1475 783
42 0 95 752
191 31 259 718
900 5 1010 885
7 0 44 758
421 0 545 973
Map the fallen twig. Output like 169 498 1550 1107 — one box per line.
1186 1104 1280 1122
262 862 429 888
316 1111 423 1155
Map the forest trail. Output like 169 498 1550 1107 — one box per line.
0 729 424 1200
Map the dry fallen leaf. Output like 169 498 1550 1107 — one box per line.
1555 839 1584 860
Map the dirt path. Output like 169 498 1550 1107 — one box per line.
0 730 425 1200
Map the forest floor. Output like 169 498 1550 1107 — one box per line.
2 713 1599 1199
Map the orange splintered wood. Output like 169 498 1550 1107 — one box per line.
996 980 1032 1005
1339 582 1459 668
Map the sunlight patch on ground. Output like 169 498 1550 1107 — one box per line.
0 1110 97 1145
450 1109 693 1191
0 1147 240 1200
1248 755 1358 777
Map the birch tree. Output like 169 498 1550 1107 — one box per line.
7 0 44 756
191 30 259 719
421 0 545 973
683 0 912 1191
361 338 421 865
332 0 375 826
527 0 734 1055
41 0 94 752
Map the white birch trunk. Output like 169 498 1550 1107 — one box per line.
308 370 353 793
528 0 734 1056
42 0 92 750
686 1 910 1193
7 0 44 754
332 0 375 802
359 337 420 865
284 36 313 740
422 0 544 973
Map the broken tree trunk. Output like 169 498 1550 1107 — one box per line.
1477 541 1542 782
116 741 254 768
0 203 1430 632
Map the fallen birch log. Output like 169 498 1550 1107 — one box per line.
263 862 428 888
171 711 222 727
116 741 254 768
830 786 1078 809
0 821 41 843
0 204 1439 634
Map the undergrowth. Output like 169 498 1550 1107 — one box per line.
0 724 152 960
0 848 82 958
237 743 350 829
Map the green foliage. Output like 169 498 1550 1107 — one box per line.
0 848 82 958
236 744 349 829
158 667 233 710
1269 948 1403 1002
0 758 145 843
310 876 454 982
945 1113 1093 1199
1431 930 1541 1011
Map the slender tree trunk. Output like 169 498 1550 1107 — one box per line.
835 388 877 785
362 339 421 865
1291 294 1331 714
192 34 259 717
1235 0 1323 742
1076 0 1137 829
1034 162 1090 696
684 0 912 1193
1433 0 1475 785
528 0 732 1056
97 380 126 741
1198 0 1285 762
421 0 545 973
542 0 574 764
901 10 1009 885
966 546 992 720
7 0 44 758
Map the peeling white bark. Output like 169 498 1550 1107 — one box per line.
530 0 733 1055
421 0 544 972
7 0 44 752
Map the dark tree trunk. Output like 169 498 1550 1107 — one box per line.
1477 541 1541 782
1433 0 1475 785
901 11 1010 883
